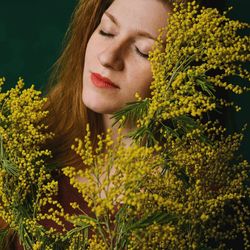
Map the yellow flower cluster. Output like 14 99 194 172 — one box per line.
139 1 250 127
0 78 68 249
141 120 250 249
0 1 249 249
63 121 250 249
63 126 164 247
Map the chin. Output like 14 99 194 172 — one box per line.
89 106 117 114
82 96 120 114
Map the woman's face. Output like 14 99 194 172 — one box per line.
82 0 170 114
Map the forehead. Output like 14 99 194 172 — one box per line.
106 0 170 37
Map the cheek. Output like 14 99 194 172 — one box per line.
131 64 153 96
84 31 100 64
84 39 95 66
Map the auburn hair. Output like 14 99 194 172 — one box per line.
41 0 114 169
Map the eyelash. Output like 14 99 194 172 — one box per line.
99 30 114 37
135 47 149 59
98 30 149 59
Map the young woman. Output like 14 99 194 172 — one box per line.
42 0 172 170
2 0 174 249
3 0 230 248
43 0 225 169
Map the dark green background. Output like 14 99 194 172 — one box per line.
0 0 249 161
0 0 77 90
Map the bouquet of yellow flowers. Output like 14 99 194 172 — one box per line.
0 2 250 249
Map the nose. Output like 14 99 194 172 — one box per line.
98 42 125 71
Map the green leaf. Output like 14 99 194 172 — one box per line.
128 211 179 230
1 159 19 177
0 227 9 247
62 226 89 242
112 99 149 127
196 76 216 97
0 135 19 176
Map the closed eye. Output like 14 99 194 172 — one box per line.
99 30 114 37
135 47 149 59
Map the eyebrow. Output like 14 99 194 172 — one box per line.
104 11 157 41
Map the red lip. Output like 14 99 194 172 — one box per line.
90 72 119 89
